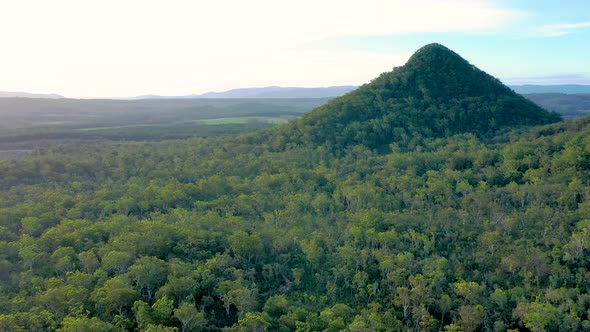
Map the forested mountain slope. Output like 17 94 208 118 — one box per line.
258 43 560 151
1 44 590 331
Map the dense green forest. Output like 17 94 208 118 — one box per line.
1 44 590 331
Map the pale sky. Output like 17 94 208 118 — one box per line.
1 0 589 98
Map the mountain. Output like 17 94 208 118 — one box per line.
198 86 357 99
254 86 357 98
127 86 357 99
6 84 590 101
510 84 590 94
267 43 561 150
3 43 590 332
0 91 63 99
197 86 288 98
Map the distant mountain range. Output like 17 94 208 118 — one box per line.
131 86 358 100
0 91 63 99
3 84 590 101
134 85 590 99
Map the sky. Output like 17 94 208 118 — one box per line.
0 0 589 98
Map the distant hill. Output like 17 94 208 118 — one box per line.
523 93 590 119
197 86 357 99
133 85 590 100
262 43 560 151
0 91 63 99
510 84 590 94
5 85 590 100
130 86 357 99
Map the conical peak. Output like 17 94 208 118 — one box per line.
265 43 561 151
395 42 509 101
414 43 452 53
405 43 469 68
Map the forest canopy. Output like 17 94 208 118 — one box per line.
1 44 588 332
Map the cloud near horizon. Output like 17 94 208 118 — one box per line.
503 74 590 85
534 21 590 37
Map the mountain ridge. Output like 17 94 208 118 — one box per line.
5 85 590 100
128 86 357 100
0 91 63 99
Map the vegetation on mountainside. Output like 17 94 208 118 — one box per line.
258 44 559 151
1 44 588 331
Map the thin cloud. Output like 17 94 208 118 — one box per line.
503 74 590 85
535 21 590 37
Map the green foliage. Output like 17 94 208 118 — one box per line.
132 300 154 330
57 316 114 332
152 297 174 326
90 276 138 318
173 302 207 332
2 44 590 331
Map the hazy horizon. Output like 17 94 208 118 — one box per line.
5 82 590 101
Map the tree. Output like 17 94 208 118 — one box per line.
152 296 174 326
127 256 168 301
91 276 139 318
228 231 263 264
144 324 179 332
174 302 207 332
319 304 355 332
453 280 482 305
263 295 289 318
101 251 134 275
436 294 453 324
216 279 258 317
18 234 42 271
457 305 485 332
39 282 88 324
78 250 101 273
226 312 270 332
132 300 153 330
57 316 114 332
50 246 77 275
513 301 560 332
